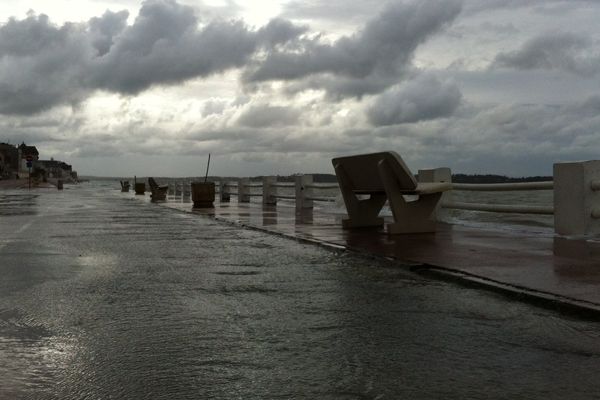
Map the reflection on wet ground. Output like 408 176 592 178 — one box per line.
1 184 600 399
0 192 39 216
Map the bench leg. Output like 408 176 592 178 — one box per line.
386 192 442 234
334 163 386 228
378 159 442 234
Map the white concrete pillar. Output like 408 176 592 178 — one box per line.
554 160 600 236
418 167 452 220
183 180 191 198
238 178 250 203
295 174 313 210
418 167 452 184
262 176 277 206
219 180 230 202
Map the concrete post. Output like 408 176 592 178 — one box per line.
418 167 452 220
183 180 191 198
295 174 313 210
239 178 250 203
554 160 600 236
219 181 230 202
263 176 277 206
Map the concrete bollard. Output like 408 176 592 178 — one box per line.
295 174 313 210
418 167 452 220
262 176 277 206
238 178 250 203
554 160 600 236
135 182 145 195
219 181 230 202
191 182 215 208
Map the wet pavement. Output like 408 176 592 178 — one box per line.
2 184 600 399
155 194 600 316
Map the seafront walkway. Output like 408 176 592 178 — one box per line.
3 184 600 398
148 194 600 316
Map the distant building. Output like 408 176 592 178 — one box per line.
18 142 39 173
0 143 19 178
35 158 73 179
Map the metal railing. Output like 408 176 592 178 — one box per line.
156 160 600 236
442 181 554 215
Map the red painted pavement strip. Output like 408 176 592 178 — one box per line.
149 196 600 309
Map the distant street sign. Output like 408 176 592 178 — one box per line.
26 161 32 168
25 155 33 162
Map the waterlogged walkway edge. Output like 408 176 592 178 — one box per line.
134 194 600 319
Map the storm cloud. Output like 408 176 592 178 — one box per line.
367 75 463 126
493 32 600 76
243 0 462 98
0 0 307 115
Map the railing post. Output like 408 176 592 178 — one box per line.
239 178 250 203
263 176 277 206
554 160 600 236
219 180 230 202
295 174 313 210
418 167 452 219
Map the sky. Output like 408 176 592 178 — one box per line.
1 0 600 177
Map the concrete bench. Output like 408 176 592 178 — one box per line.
148 177 168 201
332 151 451 234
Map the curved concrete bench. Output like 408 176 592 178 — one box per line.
148 177 168 201
332 151 451 234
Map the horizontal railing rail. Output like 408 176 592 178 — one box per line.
441 201 554 215
305 183 339 190
451 181 553 191
272 182 295 188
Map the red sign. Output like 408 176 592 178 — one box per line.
25 155 33 162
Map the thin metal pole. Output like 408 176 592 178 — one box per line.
204 153 211 183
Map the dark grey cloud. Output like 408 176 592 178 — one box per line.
0 0 306 115
89 10 129 56
492 32 598 76
0 13 92 114
367 75 462 126
243 0 462 98
88 1 306 94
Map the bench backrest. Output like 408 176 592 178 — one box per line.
148 177 159 190
331 151 417 192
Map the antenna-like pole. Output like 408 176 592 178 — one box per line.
204 153 211 183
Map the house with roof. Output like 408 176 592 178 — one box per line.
0 143 19 178
18 142 39 174
35 158 75 180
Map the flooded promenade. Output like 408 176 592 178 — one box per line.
2 184 600 399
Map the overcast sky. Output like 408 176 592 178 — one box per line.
1 0 600 177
